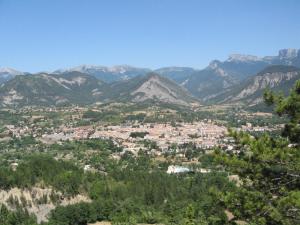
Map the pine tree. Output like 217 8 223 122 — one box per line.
264 80 300 143
217 80 300 225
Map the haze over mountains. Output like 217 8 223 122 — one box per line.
0 68 25 84
1 48 300 107
53 65 152 83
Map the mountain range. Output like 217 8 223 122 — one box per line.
183 48 300 101
1 48 299 107
0 72 197 107
53 65 151 83
0 72 106 107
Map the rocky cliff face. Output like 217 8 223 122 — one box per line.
183 49 300 101
212 65 300 105
232 71 299 102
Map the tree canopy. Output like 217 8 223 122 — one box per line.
216 80 300 224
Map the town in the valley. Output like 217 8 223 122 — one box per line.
1 1 299 224
0 105 284 170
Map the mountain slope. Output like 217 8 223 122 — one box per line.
0 72 199 107
0 72 107 107
212 65 300 105
183 49 300 101
105 73 198 106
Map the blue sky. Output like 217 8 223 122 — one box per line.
0 0 300 72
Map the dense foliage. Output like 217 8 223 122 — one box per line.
264 80 300 143
0 204 38 225
0 155 84 196
216 80 300 224
0 151 236 225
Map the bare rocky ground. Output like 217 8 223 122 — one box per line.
0 187 91 223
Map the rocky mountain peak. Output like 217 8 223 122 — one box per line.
227 54 261 62
208 60 221 69
130 73 196 106
278 48 299 59
0 67 24 76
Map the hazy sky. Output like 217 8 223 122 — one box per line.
0 0 300 72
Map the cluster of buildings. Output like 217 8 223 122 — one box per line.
2 120 228 155
1 111 285 161
3 125 31 139
90 122 227 153
239 122 284 132
40 126 94 144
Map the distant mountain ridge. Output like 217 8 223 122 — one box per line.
53 65 151 83
0 67 24 84
210 65 300 105
0 72 106 107
54 65 199 84
154 67 199 83
183 48 300 101
0 72 197 107
1 48 300 106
